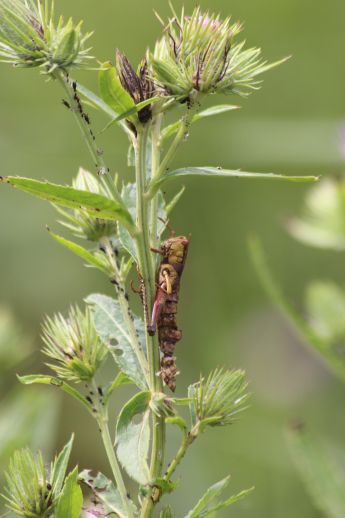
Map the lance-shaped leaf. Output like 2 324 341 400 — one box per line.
287 426 345 518
79 470 137 518
149 167 319 196
184 476 253 518
119 183 138 263
115 391 151 485
103 96 161 131
50 435 74 498
18 374 93 414
99 64 135 120
55 467 83 518
162 105 240 140
248 237 345 383
48 229 112 276
86 294 148 389
0 177 134 230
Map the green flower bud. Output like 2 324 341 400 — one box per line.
52 19 81 69
2 448 54 517
42 305 107 383
152 7 285 101
57 168 117 242
189 368 249 431
0 0 93 72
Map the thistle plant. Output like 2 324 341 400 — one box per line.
0 2 319 517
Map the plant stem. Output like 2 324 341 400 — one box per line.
150 114 163 250
164 431 197 482
147 99 200 199
54 70 124 206
134 124 166 517
91 381 133 518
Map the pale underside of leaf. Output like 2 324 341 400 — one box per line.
86 294 147 389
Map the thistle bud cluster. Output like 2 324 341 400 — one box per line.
42 305 107 383
152 7 284 101
57 168 117 242
0 0 92 72
189 368 249 431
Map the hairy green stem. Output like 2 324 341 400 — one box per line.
147 99 200 199
164 430 197 482
91 381 133 518
134 125 166 518
54 70 124 206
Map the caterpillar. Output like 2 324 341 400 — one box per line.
148 235 189 392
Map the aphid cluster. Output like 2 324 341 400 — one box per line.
149 235 189 391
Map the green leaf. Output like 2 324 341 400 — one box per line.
248 237 345 383
79 470 137 518
160 505 175 517
104 372 133 405
99 63 135 120
48 228 111 276
116 391 151 484
288 178 345 251
184 476 253 518
1 176 134 230
103 96 161 131
17 374 92 413
162 105 240 140
287 427 345 518
166 186 186 215
306 282 345 343
86 294 148 389
51 435 74 497
55 467 83 518
149 167 319 195
119 183 138 263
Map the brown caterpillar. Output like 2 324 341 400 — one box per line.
148 236 189 391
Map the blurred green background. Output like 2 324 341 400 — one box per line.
1 0 344 516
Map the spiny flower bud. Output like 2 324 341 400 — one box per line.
0 0 93 72
56 168 117 242
42 305 107 383
152 7 285 101
2 448 54 517
116 50 155 123
189 368 249 431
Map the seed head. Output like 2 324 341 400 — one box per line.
42 305 107 383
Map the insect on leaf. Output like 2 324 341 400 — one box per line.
0 177 134 231
116 391 151 485
86 294 148 389
55 467 83 518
